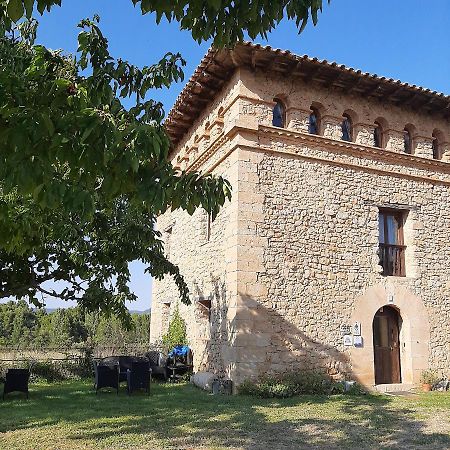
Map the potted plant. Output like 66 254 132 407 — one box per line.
420 369 439 392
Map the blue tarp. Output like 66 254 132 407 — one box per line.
168 345 190 358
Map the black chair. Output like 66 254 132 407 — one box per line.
101 356 147 383
145 351 168 381
126 360 151 395
3 368 30 400
118 356 140 383
93 361 119 394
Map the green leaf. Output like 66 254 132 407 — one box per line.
80 120 97 143
7 0 24 22
23 0 33 18
208 0 222 12
41 113 55 137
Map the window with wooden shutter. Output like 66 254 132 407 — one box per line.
378 210 406 277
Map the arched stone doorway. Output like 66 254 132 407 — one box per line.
373 306 402 384
350 284 430 387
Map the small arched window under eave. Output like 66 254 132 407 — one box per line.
403 128 413 154
432 131 443 160
308 108 320 135
432 138 440 160
374 121 383 148
272 100 285 128
341 114 352 142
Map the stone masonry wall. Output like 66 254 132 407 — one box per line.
150 148 239 377
257 147 450 376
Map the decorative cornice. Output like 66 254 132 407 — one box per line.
203 138 450 188
258 125 450 172
180 123 450 185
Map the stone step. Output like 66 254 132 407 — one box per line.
374 383 416 393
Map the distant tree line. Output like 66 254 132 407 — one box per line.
0 300 150 349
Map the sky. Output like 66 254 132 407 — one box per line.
11 0 450 311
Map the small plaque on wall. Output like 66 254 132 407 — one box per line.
353 336 363 347
353 322 361 336
343 335 353 346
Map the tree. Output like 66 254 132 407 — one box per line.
0 18 231 323
0 1 327 323
162 304 187 351
0 299 37 347
1 1 328 47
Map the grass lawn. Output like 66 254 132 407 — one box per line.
0 381 449 450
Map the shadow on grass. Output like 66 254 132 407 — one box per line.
0 381 449 449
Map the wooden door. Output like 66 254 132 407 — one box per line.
373 307 401 384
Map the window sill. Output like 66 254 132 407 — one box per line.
381 275 416 281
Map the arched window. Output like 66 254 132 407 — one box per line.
374 121 383 148
432 138 440 160
403 127 413 154
308 108 320 135
341 114 352 141
272 99 285 128
432 130 443 160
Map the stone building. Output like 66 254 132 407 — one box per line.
150 43 450 389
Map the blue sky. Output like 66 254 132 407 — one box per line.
22 0 450 310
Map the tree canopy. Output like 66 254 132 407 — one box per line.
0 300 151 349
1 0 328 46
0 0 327 323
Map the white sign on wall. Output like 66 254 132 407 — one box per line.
343 335 353 346
353 336 363 347
353 322 361 336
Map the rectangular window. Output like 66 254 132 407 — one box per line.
378 209 406 277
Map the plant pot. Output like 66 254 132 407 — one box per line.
422 383 432 392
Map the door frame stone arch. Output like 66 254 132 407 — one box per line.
350 284 430 386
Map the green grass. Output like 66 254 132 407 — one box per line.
0 381 449 449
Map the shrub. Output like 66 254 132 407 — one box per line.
0 347 94 383
162 304 188 351
345 382 367 395
420 369 440 386
30 357 93 382
239 371 365 398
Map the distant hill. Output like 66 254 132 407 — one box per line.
129 309 151 315
43 307 151 315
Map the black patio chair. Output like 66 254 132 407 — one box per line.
126 360 151 395
101 356 148 383
93 361 119 394
3 368 30 400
